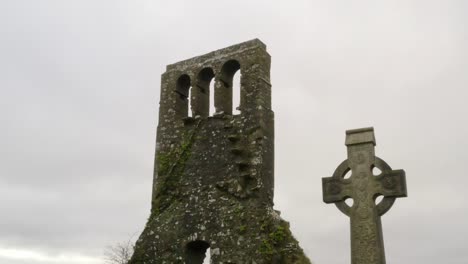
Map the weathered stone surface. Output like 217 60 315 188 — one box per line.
129 39 311 264
322 127 407 264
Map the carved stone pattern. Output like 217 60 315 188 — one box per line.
382 176 396 189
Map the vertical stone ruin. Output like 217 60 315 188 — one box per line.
129 39 311 264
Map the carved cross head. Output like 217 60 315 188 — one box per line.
322 127 407 217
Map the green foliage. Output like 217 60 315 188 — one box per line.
258 224 288 257
257 220 313 264
259 239 274 255
239 225 247 233
269 226 286 244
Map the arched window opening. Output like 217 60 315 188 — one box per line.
188 88 193 117
374 194 384 205
232 70 241 115
209 78 215 116
194 68 214 117
216 60 240 115
175 74 192 118
185 240 210 264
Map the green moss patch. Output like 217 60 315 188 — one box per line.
152 121 201 213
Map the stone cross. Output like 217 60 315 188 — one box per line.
322 127 407 264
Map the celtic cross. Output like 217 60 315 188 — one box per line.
322 127 407 264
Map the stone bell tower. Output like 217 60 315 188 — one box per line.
130 39 310 264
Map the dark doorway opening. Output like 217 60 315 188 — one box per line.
185 240 210 264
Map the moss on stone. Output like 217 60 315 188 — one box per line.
238 225 247 233
152 122 201 214
256 216 311 264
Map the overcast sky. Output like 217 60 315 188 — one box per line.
1 1 467 264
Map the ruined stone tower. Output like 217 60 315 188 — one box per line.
130 39 311 264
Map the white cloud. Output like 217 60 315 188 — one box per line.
0 247 102 264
